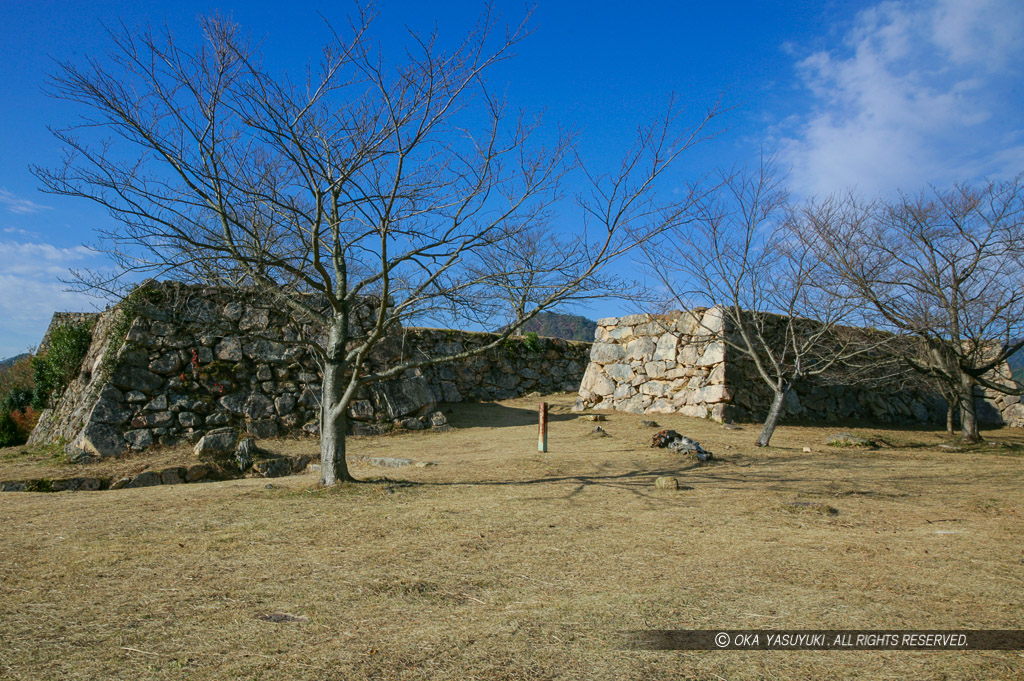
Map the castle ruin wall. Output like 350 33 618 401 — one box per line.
576 309 1024 427
28 282 590 458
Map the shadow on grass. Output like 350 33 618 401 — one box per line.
362 455 838 504
443 401 582 429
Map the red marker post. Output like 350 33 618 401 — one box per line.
538 402 548 453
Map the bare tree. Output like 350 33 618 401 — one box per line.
793 178 1024 442
34 10 718 483
646 160 895 446
461 219 623 328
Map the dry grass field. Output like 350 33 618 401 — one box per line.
1 393 1023 680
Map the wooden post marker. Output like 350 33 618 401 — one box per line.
538 402 548 452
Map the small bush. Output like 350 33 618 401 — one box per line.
523 332 542 353
0 410 22 447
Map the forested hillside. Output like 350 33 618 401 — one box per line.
0 353 29 372
521 312 597 342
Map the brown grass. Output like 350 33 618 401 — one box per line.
1 393 1023 680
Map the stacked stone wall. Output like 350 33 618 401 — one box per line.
400 328 589 403
576 308 731 419
28 282 591 457
576 308 1024 427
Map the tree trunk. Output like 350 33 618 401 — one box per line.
946 401 956 436
756 387 787 447
958 374 981 443
319 356 355 486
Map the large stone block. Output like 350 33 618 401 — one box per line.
641 381 671 397
136 411 174 428
590 372 616 397
647 398 675 413
194 427 239 457
76 422 127 458
1002 402 1024 427
275 394 297 416
678 404 709 419
124 429 154 449
110 365 163 392
219 391 248 414
634 319 673 336
617 393 650 413
144 394 168 411
347 399 374 420
696 342 725 367
126 471 162 488
244 393 275 420
438 381 462 403
604 363 635 382
698 306 726 336
644 361 667 379
370 377 437 419
677 343 700 365
178 411 202 428
247 418 279 439
89 397 132 425
590 341 626 364
518 366 540 381
698 384 732 404
243 339 288 362
653 333 678 362
579 362 597 388
238 307 270 332
215 336 243 361
613 383 636 399
148 351 183 375
626 336 656 361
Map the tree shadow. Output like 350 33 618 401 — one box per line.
375 454 849 505
441 401 582 429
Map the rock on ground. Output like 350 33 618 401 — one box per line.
194 427 239 457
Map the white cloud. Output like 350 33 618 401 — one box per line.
779 0 1024 198
0 241 101 358
0 189 52 215
3 226 38 237
931 0 1024 68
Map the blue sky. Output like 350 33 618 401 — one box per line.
1 0 1023 357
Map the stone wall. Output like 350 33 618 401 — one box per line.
977 362 1024 427
28 282 591 457
399 327 589 403
576 308 1024 427
37 311 102 352
576 308 732 420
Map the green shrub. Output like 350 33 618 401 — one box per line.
501 331 544 355
31 321 94 409
1 386 31 413
0 410 22 447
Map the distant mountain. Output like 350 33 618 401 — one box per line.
521 312 596 342
0 353 30 372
